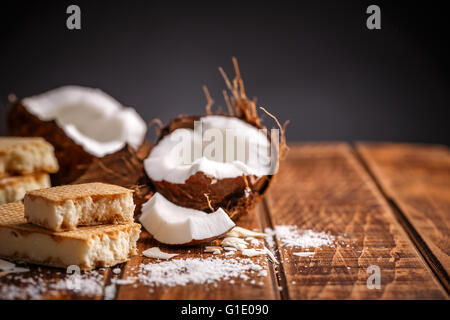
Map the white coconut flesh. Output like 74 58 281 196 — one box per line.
22 86 147 158
144 115 274 184
139 192 235 245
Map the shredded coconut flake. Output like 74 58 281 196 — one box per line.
0 259 30 276
0 258 16 271
222 237 248 250
225 226 266 239
241 248 266 257
293 252 315 257
204 246 221 254
0 269 105 300
142 247 178 260
265 225 335 249
137 257 266 287
111 277 137 285
112 268 121 274
104 284 117 300
264 247 278 264
257 270 268 277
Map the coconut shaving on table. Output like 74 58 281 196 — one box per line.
0 59 344 298
265 225 336 249
0 224 347 299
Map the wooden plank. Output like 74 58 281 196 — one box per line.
265 143 447 299
0 265 111 300
116 203 279 300
357 142 450 291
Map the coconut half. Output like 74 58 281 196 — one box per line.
143 58 287 221
7 86 147 184
145 115 273 183
139 192 235 245
144 115 274 220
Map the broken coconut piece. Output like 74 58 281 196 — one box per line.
0 258 15 270
223 246 238 251
241 248 266 257
0 268 30 278
241 247 278 264
0 137 58 176
142 247 178 260
0 258 30 277
143 59 288 222
204 246 222 254
293 252 315 257
221 237 248 250
24 182 135 231
0 202 141 270
7 86 147 184
139 192 235 245
0 172 50 205
225 226 267 239
111 277 137 285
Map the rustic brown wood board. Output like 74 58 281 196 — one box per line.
0 143 448 300
357 142 450 293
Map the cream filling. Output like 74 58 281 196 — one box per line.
0 228 139 270
0 141 58 175
0 174 51 205
0 229 88 268
86 230 140 268
24 194 135 231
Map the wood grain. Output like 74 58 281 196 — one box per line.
1 143 448 300
357 142 450 291
0 265 111 300
265 143 447 299
115 203 279 300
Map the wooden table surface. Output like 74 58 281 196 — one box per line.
1 142 449 300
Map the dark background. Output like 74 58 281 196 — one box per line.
0 0 448 144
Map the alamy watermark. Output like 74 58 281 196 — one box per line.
366 265 381 289
366 5 381 30
66 5 81 30
66 265 81 290
65 5 380 31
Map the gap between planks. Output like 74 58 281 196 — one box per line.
106 200 289 300
100 264 123 300
352 145 450 296
110 205 279 299
259 198 289 300
103 143 449 300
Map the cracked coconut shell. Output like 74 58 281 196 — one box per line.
7 87 148 185
145 58 287 221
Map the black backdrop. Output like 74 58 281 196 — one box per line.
1 0 449 144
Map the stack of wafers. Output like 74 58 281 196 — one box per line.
0 137 59 205
0 182 141 270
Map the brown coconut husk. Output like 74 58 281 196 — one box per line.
73 143 153 216
149 57 288 221
6 100 149 186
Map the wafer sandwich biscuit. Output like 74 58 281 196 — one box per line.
24 182 135 231
0 173 51 205
0 202 140 270
0 137 59 175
